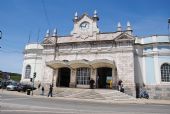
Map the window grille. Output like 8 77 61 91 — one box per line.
77 68 90 85
25 65 31 79
161 63 170 82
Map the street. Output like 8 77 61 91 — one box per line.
0 92 170 114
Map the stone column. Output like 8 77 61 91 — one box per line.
69 68 76 88
112 68 117 89
52 69 58 87
91 68 97 88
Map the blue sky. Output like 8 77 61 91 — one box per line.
0 0 170 73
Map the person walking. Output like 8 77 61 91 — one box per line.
48 85 53 97
120 83 124 93
38 83 41 90
89 78 95 89
41 86 44 95
118 80 122 91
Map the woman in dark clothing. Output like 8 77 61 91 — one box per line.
41 86 44 95
48 85 53 97
118 80 123 91
89 78 95 89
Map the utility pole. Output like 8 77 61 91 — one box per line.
31 29 40 96
52 28 58 87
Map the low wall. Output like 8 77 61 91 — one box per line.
146 85 170 99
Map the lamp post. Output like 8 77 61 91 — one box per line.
31 72 36 96
168 18 170 51
0 31 2 48
0 30 2 39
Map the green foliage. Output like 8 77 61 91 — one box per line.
10 75 21 82
0 70 21 82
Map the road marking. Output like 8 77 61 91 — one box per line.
1 102 116 114
0 110 75 114
2 98 31 101
0 109 119 114
1 109 162 114
1 102 79 111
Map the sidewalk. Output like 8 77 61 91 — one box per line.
1 89 170 105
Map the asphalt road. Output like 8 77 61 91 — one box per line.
0 92 170 114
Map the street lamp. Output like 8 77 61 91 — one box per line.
168 18 170 42
0 30 2 39
0 30 2 48
31 72 36 96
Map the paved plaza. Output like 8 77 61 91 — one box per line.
0 90 170 114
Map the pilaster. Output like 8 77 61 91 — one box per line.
154 55 160 84
69 68 76 87
91 68 97 87
53 69 58 87
112 68 117 89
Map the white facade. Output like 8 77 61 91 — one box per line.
21 12 170 99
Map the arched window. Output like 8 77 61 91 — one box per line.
77 67 90 85
25 65 31 79
161 63 170 82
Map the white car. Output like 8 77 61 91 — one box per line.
6 84 18 91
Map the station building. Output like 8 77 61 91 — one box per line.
21 11 170 99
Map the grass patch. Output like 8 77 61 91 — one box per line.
0 71 21 82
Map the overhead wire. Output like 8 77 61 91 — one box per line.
41 0 51 27
0 48 22 54
0 40 24 54
27 30 32 44
40 0 52 85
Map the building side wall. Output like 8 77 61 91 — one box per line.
21 58 43 83
134 56 143 85
145 57 156 84
21 44 43 84
41 52 54 84
138 35 170 99
116 51 136 96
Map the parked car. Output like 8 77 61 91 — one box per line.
6 83 18 91
17 84 36 92
0 80 2 89
0 80 16 89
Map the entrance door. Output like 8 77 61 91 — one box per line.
58 68 70 87
97 67 112 89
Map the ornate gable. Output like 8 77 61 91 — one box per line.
42 37 56 44
76 13 93 22
71 12 99 40
114 33 135 42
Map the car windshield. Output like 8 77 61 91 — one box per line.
10 82 18 86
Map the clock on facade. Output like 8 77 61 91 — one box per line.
80 22 89 30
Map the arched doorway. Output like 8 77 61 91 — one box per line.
97 67 112 89
58 67 70 87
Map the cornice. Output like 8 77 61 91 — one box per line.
142 52 170 57
24 56 42 60
135 42 170 46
